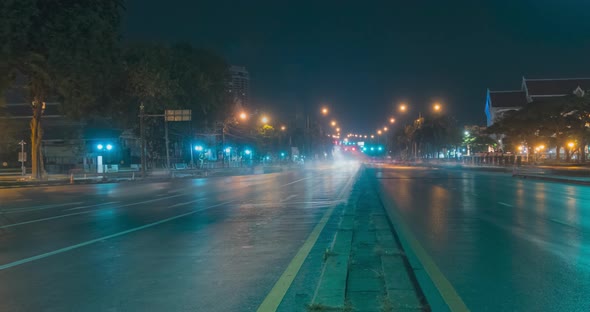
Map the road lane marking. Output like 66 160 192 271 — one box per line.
64 194 184 211
280 177 309 187
61 201 119 212
376 181 469 312
256 205 336 312
497 202 513 207
0 211 96 229
1 202 84 214
0 201 234 271
0 202 119 229
169 198 206 208
257 169 357 312
280 194 297 202
3 195 189 228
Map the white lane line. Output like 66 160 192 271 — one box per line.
0 201 234 271
497 202 513 207
64 194 184 211
0 211 96 229
169 198 206 208
3 195 187 228
61 201 119 212
280 194 298 202
1 202 85 214
280 177 310 187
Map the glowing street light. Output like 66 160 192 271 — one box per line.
383 127 388 131
464 131 469 136
239 112 248 120
321 107 329 115
433 103 442 112
568 142 575 148
371 135 375 139
331 120 337 127
389 117 395 124
194 145 203 152
336 127 340 132
399 104 407 112
261 116 269 124
106 144 113 151
377 130 382 135
280 125 286 131
97 144 104 150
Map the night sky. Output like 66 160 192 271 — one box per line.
124 0 590 133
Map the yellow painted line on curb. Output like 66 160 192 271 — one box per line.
257 167 358 312
376 181 470 312
256 205 336 312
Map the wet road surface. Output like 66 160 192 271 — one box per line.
0 164 358 311
373 165 590 312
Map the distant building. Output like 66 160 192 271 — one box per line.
485 77 590 126
484 90 528 126
227 65 250 107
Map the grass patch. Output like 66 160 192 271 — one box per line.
323 248 338 262
306 303 341 311
380 295 394 312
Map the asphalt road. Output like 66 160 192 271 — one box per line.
372 165 590 312
0 163 358 312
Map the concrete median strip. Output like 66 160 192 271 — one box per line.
309 172 426 312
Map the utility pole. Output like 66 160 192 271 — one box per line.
18 140 26 176
139 103 146 178
164 116 170 169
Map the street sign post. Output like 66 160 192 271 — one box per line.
139 107 192 173
18 140 26 176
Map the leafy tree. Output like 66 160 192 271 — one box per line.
1 0 122 179
487 93 590 162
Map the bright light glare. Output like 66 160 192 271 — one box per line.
322 107 328 115
239 112 247 120
261 116 269 124
106 144 113 151
97 144 103 150
195 145 203 151
225 147 231 153
245 149 252 155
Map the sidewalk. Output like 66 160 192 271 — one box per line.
0 165 292 189
308 171 427 311
512 171 590 186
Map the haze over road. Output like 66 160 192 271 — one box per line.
0 163 358 312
